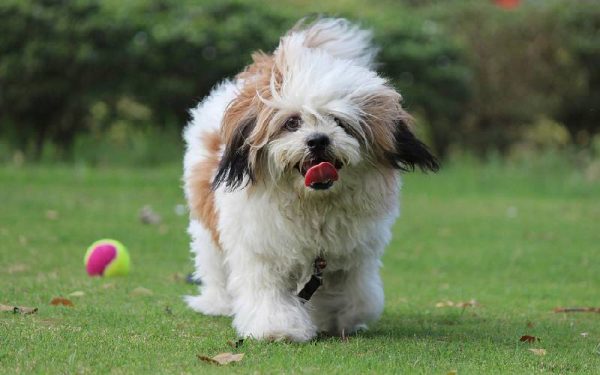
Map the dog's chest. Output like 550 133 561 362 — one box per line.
216 173 399 274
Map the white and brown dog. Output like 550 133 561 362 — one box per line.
183 18 438 342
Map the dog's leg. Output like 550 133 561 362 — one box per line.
311 258 384 336
184 220 232 316
226 253 317 342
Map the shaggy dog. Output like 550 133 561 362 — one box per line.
183 18 438 342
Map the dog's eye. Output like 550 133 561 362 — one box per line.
283 116 301 132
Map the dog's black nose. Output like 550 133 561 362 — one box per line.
306 133 330 151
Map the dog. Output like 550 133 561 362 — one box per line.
183 18 438 342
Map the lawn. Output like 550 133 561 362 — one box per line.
1 160 599 374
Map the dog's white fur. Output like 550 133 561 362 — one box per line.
183 18 436 341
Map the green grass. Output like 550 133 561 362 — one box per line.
1 160 599 374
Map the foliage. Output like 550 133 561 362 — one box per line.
0 0 468 161
0 0 290 159
0 0 599 163
426 0 600 155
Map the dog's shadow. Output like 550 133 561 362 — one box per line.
322 309 516 344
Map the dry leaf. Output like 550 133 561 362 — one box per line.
554 307 600 313
17 306 38 314
520 335 538 343
0 304 38 315
18 235 28 246
456 299 479 308
447 371 458 375
130 287 153 296
139 205 161 225
197 355 220 365
198 352 244 366
50 297 74 307
7 263 29 274
46 210 59 220
1 304 16 312
69 291 85 297
435 299 479 308
528 348 546 356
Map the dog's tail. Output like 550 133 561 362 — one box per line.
284 17 377 68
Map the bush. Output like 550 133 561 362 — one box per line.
0 0 470 162
1 0 598 164
428 0 600 155
0 0 291 161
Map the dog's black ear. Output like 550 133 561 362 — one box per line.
386 119 440 172
212 116 256 190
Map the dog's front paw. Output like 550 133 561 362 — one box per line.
234 305 317 342
184 288 232 316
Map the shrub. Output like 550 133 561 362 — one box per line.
1 0 598 164
0 0 290 160
0 0 470 162
428 0 600 155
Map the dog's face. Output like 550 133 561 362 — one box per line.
266 110 361 191
212 35 439 194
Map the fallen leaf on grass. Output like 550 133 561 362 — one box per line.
0 304 38 315
50 297 74 307
526 321 535 328
102 282 116 289
45 210 59 220
554 307 600 313
68 291 85 297
528 348 546 356
6 263 29 274
447 371 458 375
170 272 184 282
198 352 244 366
130 287 153 296
520 335 538 343
139 205 161 225
435 299 479 308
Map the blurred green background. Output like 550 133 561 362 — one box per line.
0 0 599 168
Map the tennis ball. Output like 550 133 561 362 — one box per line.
84 239 130 277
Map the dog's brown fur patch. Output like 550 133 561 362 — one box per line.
189 130 222 247
220 52 282 180
359 88 413 162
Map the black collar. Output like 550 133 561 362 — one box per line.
297 256 327 302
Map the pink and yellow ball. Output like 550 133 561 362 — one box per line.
84 239 130 277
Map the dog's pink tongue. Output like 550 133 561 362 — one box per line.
304 162 338 187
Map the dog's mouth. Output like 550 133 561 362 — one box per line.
296 159 343 190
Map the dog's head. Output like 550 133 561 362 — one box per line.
213 19 439 193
